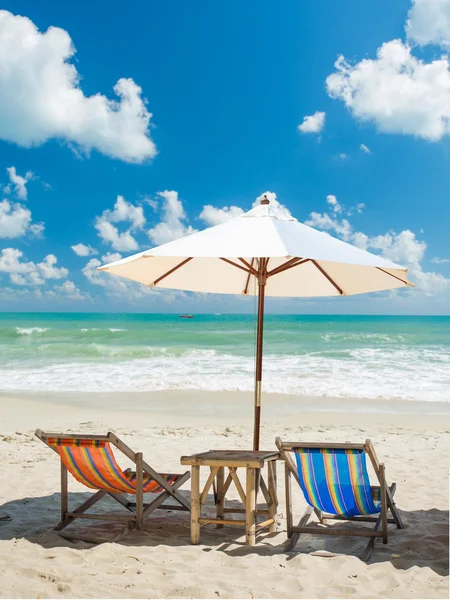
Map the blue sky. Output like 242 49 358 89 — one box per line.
0 0 450 313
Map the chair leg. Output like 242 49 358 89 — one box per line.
142 471 191 519
387 483 404 529
379 464 388 544
60 461 68 523
135 452 144 529
55 490 107 531
284 463 293 538
286 505 313 552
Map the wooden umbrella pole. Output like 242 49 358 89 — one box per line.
253 258 267 451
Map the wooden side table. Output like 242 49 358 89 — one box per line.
180 450 279 546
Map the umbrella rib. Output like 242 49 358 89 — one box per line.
311 260 344 295
243 258 255 295
219 257 252 275
151 257 193 286
267 257 308 278
376 267 411 286
238 258 259 277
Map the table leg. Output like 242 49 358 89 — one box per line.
267 461 277 533
216 466 225 528
245 467 256 546
191 465 201 544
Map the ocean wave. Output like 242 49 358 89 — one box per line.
0 346 448 402
15 327 49 335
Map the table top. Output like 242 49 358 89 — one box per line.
180 449 280 468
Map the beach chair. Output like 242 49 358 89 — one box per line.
35 429 190 543
275 438 404 560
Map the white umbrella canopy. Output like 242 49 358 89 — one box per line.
98 196 413 448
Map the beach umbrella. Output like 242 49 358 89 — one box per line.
98 196 413 450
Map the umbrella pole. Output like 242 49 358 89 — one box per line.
253 259 267 451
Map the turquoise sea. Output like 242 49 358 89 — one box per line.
0 313 449 402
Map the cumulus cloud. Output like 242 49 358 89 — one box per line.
71 243 98 257
0 248 69 286
199 204 245 226
5 166 32 199
0 199 44 239
148 191 197 245
101 195 145 230
252 191 293 219
0 10 156 163
36 254 68 279
0 200 32 238
406 0 450 48
360 143 371 154
326 194 343 214
82 256 152 299
55 280 86 300
95 196 145 252
298 111 326 134
326 38 450 141
305 197 450 296
101 252 122 263
431 257 450 264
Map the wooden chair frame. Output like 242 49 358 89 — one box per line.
36 429 190 543
275 438 404 560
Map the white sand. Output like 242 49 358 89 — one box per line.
0 391 448 599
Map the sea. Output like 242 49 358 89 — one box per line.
0 313 449 403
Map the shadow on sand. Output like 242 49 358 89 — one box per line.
0 492 448 576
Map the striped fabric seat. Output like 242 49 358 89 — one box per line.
48 438 179 494
294 447 381 517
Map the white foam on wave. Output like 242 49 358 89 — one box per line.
0 345 449 402
109 328 127 332
15 327 48 336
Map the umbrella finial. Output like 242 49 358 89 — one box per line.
261 195 270 205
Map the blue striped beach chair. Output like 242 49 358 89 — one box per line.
35 429 190 543
275 438 404 560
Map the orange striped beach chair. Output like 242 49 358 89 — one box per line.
275 438 404 560
36 430 190 543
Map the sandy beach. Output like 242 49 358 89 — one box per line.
0 391 448 599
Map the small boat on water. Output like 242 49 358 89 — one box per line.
179 314 194 319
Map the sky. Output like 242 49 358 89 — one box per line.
0 0 450 314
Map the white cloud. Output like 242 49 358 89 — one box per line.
10 271 45 286
326 194 343 213
431 257 450 264
36 254 69 279
0 248 70 286
298 111 326 134
406 0 450 48
101 195 145 230
29 222 45 238
338 153 348 160
5 166 32 199
71 243 98 257
326 39 450 141
0 199 44 239
0 199 32 238
360 143 371 154
82 256 151 299
55 280 86 300
95 196 144 252
0 247 34 274
101 252 122 263
199 204 245 226
0 247 43 285
305 199 450 296
0 10 156 163
148 190 197 245
253 191 293 219
96 220 139 252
